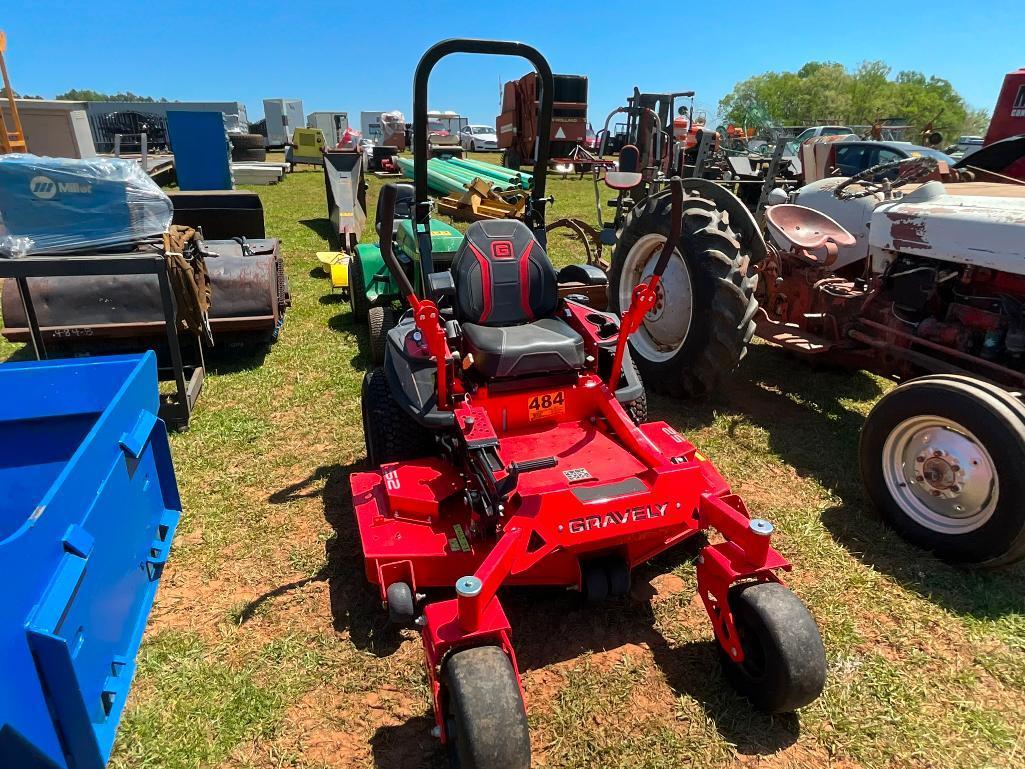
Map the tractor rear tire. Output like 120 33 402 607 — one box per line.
349 254 370 324
859 375 1025 567
719 582 826 713
443 646 531 769
368 305 395 365
609 190 758 398
362 368 434 465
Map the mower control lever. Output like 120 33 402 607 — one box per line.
607 177 684 389
379 184 453 408
507 457 558 474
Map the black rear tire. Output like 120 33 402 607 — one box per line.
362 368 434 464
443 646 530 769
349 254 370 324
719 582 826 713
624 359 648 424
859 375 1025 567
609 189 758 398
368 305 396 365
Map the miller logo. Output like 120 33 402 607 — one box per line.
30 175 57 200
29 175 92 200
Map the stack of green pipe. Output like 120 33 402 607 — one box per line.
395 156 464 196
443 157 522 187
452 156 533 190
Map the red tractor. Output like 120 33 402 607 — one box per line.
350 39 826 769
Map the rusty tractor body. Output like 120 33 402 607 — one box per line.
759 156 1025 566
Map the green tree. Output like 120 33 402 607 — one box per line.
55 89 162 102
719 62 977 142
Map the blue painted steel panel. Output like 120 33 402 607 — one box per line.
166 110 233 191
0 352 181 769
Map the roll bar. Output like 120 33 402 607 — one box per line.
412 38 555 293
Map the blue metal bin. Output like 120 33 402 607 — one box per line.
0 352 181 769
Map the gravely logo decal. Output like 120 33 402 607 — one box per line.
568 503 668 534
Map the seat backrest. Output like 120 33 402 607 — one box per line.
451 220 558 326
375 183 415 235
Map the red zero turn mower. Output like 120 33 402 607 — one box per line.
350 39 826 769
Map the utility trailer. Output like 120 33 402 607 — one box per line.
0 352 181 769
263 98 304 148
307 111 349 145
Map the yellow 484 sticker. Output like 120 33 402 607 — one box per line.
528 390 565 421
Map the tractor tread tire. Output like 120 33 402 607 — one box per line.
349 254 370 324
859 375 1025 567
362 368 434 465
609 192 757 399
368 305 395 366
625 359 648 424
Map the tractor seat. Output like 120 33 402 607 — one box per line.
765 204 856 251
452 219 585 379
462 318 585 379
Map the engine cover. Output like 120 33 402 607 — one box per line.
871 182 1025 275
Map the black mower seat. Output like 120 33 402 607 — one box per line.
463 318 585 379
451 219 584 379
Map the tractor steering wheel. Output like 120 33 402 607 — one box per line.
833 156 939 199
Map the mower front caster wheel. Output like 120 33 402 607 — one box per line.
581 557 631 604
385 582 415 626
443 645 530 769
719 582 826 713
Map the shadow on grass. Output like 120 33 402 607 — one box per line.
243 462 407 658
299 217 335 243
712 345 1025 618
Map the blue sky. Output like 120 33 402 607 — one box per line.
4 1 1022 129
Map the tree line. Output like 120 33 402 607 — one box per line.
718 61 990 141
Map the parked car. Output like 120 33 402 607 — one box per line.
459 124 498 151
784 125 854 156
945 135 985 160
831 140 955 179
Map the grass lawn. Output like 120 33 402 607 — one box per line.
4 155 1023 769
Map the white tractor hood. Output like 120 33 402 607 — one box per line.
871 181 1025 274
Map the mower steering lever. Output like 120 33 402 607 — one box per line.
608 178 684 389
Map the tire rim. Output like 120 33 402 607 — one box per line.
618 233 693 362
881 415 998 534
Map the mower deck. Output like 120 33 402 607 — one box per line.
353 414 732 589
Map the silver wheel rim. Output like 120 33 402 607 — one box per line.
881 415 998 534
618 233 693 363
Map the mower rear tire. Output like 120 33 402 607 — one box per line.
606 558 632 597
609 190 758 398
443 645 530 769
349 254 370 324
368 305 396 365
624 360 648 424
859 375 1025 567
581 561 610 605
719 581 826 713
386 581 415 626
362 368 434 465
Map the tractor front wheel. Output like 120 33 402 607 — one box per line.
609 190 758 398
719 581 826 713
860 375 1025 567
443 646 530 769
